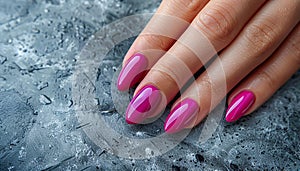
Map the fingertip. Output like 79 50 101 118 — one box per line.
125 85 163 124
225 90 255 122
125 118 137 125
164 98 199 134
117 53 148 91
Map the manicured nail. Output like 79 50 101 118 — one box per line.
126 85 162 124
117 53 148 91
164 98 199 134
226 90 255 122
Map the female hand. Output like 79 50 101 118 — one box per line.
117 0 300 133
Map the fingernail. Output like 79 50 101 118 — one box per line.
164 98 199 134
117 53 148 91
126 85 162 124
226 90 255 122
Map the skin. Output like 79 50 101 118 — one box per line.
120 0 300 130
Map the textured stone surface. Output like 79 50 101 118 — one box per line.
0 0 299 170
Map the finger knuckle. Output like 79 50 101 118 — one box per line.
171 0 202 12
139 35 170 51
287 31 300 66
258 70 275 90
196 75 214 105
201 77 213 90
198 74 213 92
196 3 236 43
153 67 178 87
243 20 278 57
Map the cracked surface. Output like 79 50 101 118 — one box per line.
0 0 299 170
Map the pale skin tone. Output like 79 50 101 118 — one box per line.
120 0 300 130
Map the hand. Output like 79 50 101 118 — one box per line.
117 0 300 133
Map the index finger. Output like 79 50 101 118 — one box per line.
117 0 208 91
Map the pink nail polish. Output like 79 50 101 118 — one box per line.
126 85 162 124
164 98 199 134
226 90 255 122
117 53 148 91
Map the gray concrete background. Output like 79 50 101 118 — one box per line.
0 0 299 170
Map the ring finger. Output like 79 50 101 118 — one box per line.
164 0 300 133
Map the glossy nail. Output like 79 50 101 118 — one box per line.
164 98 199 134
226 90 255 122
117 53 148 91
126 85 162 124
